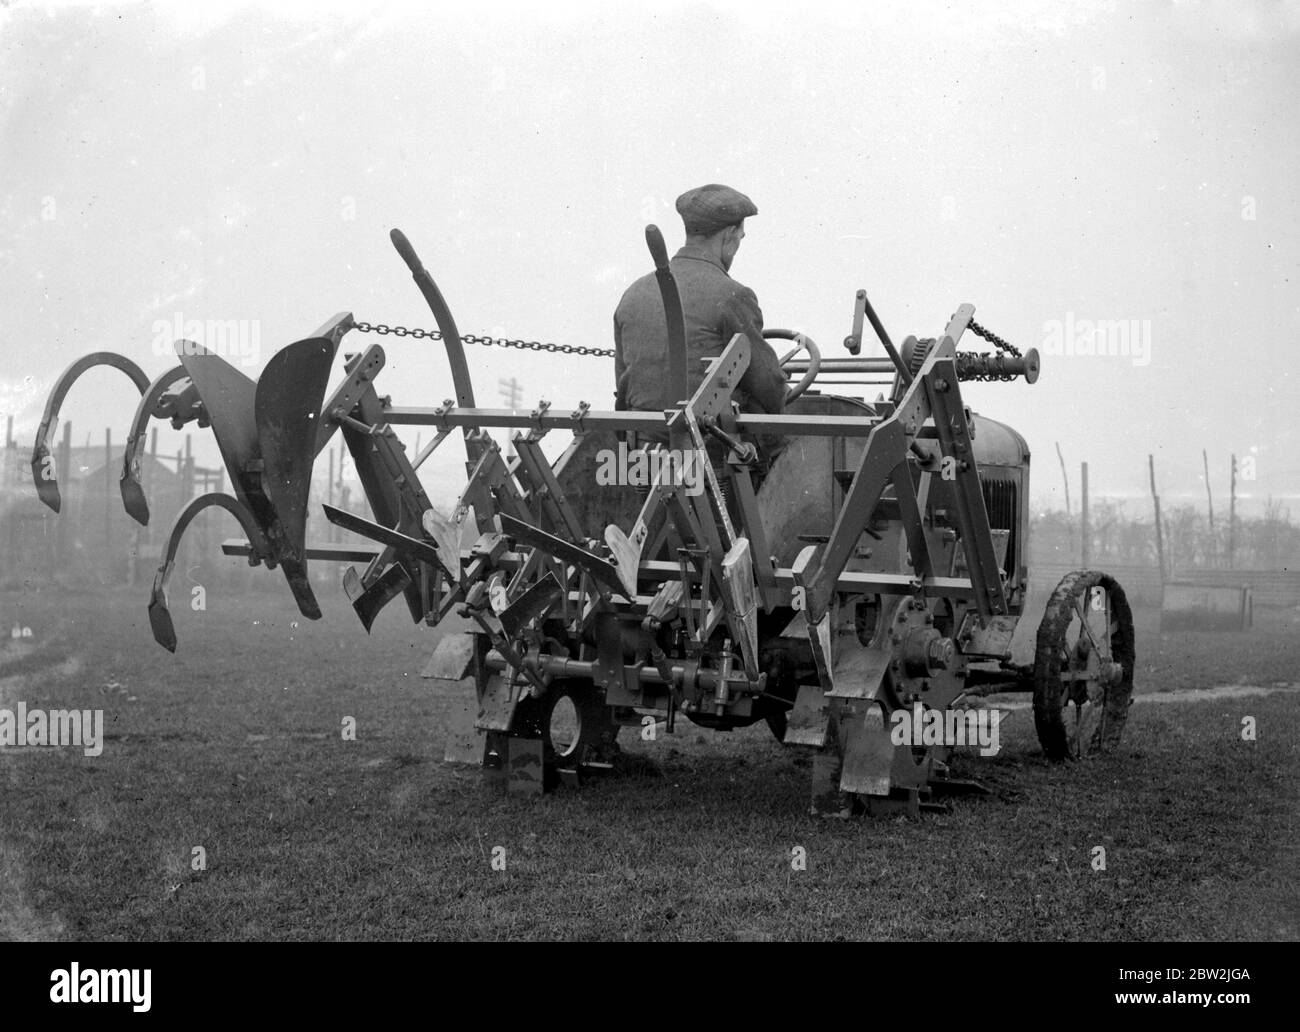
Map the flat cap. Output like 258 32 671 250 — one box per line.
675 183 758 236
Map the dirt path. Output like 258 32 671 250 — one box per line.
987 681 1300 711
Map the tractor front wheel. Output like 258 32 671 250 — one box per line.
1032 570 1136 760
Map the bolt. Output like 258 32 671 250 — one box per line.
926 637 954 670
934 378 949 392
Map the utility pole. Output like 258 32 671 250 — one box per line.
1203 448 1215 564
499 376 523 456
1054 441 1071 515
1228 453 1237 569
498 376 523 409
1149 454 1166 584
1080 461 1090 568
1202 449 1215 531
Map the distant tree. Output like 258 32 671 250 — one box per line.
1029 502 1300 572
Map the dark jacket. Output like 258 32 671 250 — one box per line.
613 244 788 415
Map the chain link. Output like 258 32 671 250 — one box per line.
967 318 1022 358
355 316 1017 366
352 320 615 358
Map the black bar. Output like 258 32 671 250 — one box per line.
860 291 912 385
383 406 883 437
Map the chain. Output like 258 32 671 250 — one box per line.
356 316 1016 366
967 318 1022 358
352 321 615 358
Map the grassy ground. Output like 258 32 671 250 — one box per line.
1 582 1296 941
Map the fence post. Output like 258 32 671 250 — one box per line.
1081 461 1090 569
1228 453 1237 569
1149 454 1166 584
1203 448 1215 565
58 421 72 573
104 427 113 577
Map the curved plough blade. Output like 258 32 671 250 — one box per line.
30 352 151 513
121 364 204 526
147 561 179 653
146 492 273 651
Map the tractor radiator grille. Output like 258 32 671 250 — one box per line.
982 478 1018 577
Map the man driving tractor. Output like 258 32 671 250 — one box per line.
612 183 788 465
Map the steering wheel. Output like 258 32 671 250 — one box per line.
763 328 821 403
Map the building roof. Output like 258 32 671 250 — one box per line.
0 443 182 505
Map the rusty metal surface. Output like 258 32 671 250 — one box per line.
442 693 484 765
783 683 829 747
422 634 478 681
475 672 520 732
838 704 895 796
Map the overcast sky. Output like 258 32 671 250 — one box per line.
1 0 1297 516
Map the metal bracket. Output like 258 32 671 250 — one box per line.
315 343 385 456
527 398 552 438
432 398 456 433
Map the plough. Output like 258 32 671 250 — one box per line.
31 225 1136 814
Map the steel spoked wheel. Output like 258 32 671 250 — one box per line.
1032 571 1136 760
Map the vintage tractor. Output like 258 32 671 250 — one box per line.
30 226 1135 815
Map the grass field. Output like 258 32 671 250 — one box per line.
1 581 1297 941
